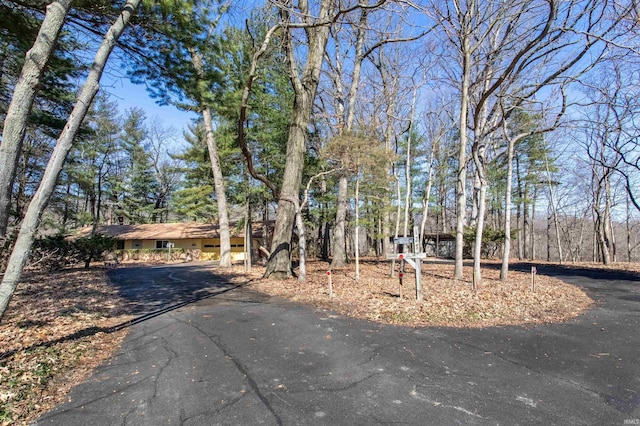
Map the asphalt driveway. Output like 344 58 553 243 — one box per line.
36 262 639 425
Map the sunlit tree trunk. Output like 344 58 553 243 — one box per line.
355 176 361 281
455 56 470 280
264 1 333 278
188 49 232 267
545 150 563 263
500 134 515 281
0 0 141 321
0 0 71 237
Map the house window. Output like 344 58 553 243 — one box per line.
132 240 142 249
156 240 170 249
116 240 125 250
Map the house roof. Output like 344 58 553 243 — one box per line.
74 222 237 240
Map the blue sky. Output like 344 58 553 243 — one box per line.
102 75 197 138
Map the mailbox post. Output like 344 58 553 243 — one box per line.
386 252 426 301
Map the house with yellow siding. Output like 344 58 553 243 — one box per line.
74 222 263 262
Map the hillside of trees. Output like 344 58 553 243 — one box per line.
1 0 640 319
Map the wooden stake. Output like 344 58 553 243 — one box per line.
531 266 536 293
327 270 333 299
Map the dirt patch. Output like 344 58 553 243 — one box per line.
0 268 134 426
221 258 596 328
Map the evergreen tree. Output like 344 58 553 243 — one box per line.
114 107 160 224
62 93 120 228
171 123 218 222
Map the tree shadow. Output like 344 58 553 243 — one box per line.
500 261 640 283
106 262 243 315
1 263 254 360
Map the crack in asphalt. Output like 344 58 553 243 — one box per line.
317 372 381 393
449 338 610 408
151 334 177 400
180 392 247 426
175 317 284 426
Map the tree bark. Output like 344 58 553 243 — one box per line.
331 7 367 268
472 143 487 285
0 0 71 237
500 134 515 281
419 143 435 247
0 0 141 322
515 155 523 260
545 150 563 263
264 1 333 278
331 173 348 268
202 106 232 267
354 177 361 281
188 49 232 268
454 34 470 281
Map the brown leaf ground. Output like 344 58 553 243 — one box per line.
0 269 134 426
228 258 597 328
2 258 638 425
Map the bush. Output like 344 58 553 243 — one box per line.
28 233 117 271
30 235 75 271
74 234 118 268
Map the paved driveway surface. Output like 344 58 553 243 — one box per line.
36 262 639 425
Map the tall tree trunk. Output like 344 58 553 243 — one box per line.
0 0 71 237
439 177 447 233
355 177 361 281
403 83 418 241
515 156 523 260
604 173 616 262
203 106 231 267
266 94 313 278
331 8 367 268
545 151 563 263
0 0 141 321
531 186 538 260
472 144 487 285
263 2 332 279
576 207 587 262
547 209 552 262
500 135 515 281
189 49 232 268
627 196 632 262
331 173 348 268
294 199 306 282
454 36 470 280
319 175 329 261
244 199 252 272
523 180 531 259
419 143 435 247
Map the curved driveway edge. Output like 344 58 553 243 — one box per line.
36 263 639 425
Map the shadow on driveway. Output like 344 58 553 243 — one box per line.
107 261 244 317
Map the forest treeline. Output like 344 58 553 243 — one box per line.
1 0 639 319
